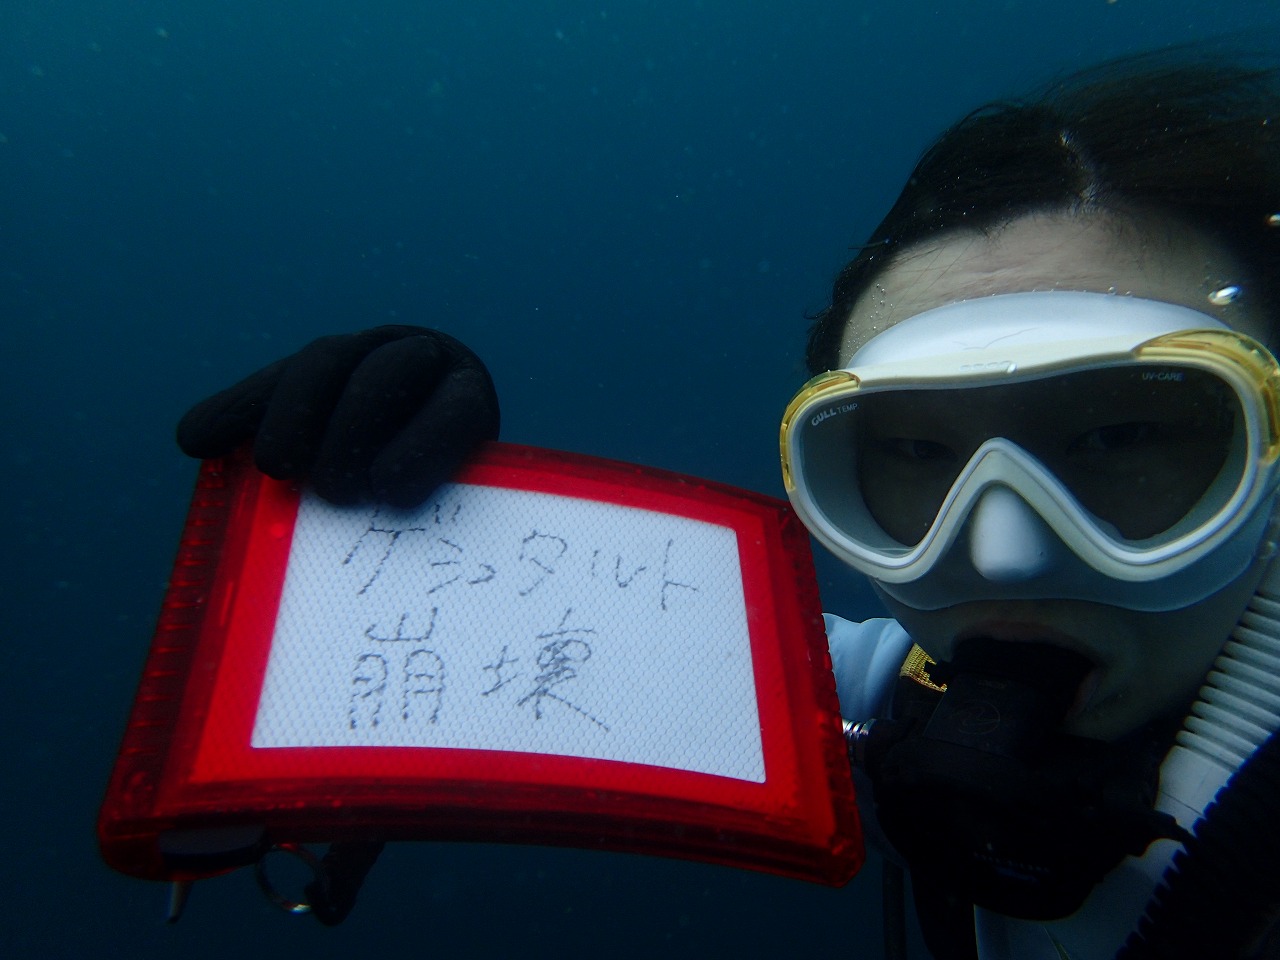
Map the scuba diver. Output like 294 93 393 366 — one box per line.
176 53 1280 959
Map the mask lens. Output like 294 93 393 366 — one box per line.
1039 367 1238 539
796 364 1242 550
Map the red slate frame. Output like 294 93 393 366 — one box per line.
98 443 861 887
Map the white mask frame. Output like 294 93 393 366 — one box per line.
781 292 1280 611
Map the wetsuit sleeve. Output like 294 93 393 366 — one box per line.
824 613 915 721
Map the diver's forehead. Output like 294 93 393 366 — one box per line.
837 212 1265 366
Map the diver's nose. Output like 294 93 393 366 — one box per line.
967 485 1061 582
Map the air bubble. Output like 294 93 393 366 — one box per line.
1208 285 1242 306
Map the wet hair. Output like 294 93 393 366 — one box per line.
805 51 1280 372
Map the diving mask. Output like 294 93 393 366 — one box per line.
781 291 1280 611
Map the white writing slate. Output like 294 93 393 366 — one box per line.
250 482 765 782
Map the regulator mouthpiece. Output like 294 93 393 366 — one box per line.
929 638 1093 758
853 637 1180 920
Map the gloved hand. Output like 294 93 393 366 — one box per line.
176 325 500 508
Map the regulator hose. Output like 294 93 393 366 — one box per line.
1116 728 1280 960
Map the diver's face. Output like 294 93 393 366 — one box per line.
840 212 1273 741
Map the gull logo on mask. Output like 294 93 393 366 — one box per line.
810 402 858 428
958 359 1018 374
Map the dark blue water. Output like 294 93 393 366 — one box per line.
6 2 1278 957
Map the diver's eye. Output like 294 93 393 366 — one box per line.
879 438 957 463
1069 421 1166 454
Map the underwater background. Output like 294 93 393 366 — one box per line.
6 1 1280 957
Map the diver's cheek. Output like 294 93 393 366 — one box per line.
1063 678 1135 740
1064 651 1206 741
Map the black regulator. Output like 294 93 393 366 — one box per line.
846 638 1191 921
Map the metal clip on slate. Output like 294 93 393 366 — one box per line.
164 840 385 925
258 840 386 925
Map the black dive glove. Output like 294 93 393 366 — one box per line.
177 325 500 508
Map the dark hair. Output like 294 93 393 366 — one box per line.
805 52 1280 372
